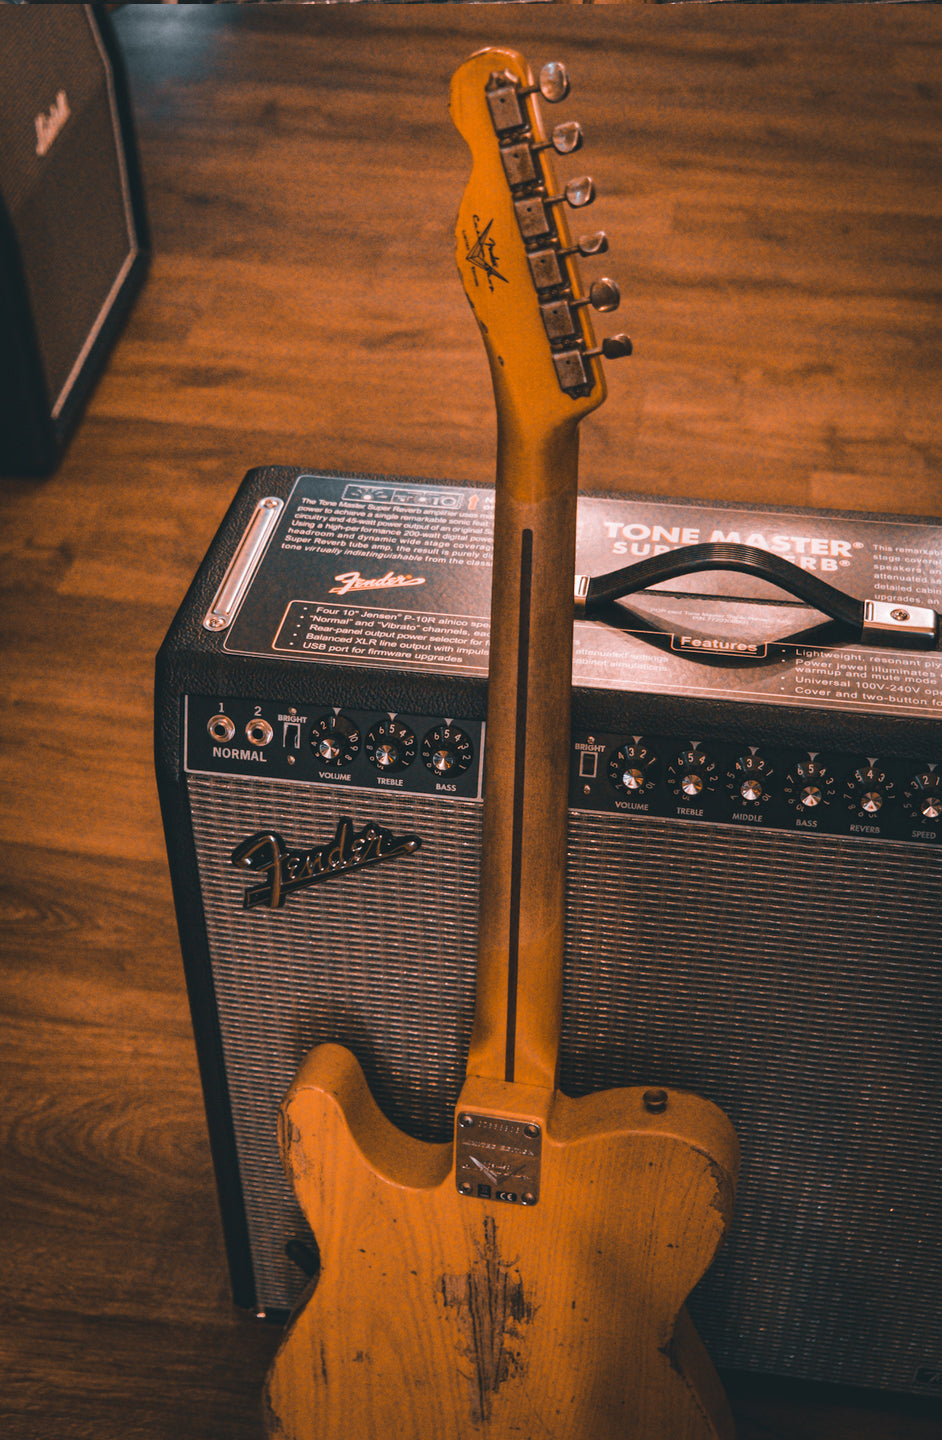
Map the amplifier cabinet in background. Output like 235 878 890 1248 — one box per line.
155 466 942 1400
0 4 148 475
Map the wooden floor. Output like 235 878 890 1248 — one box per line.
2 6 941 1438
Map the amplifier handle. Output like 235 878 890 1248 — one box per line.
575 541 939 650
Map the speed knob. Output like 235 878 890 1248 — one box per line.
727 752 774 807
608 741 658 796
311 713 360 766
783 757 836 812
903 770 942 822
666 747 717 802
843 762 894 819
365 719 417 773
421 724 474 776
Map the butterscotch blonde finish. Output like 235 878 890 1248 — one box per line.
264 46 739 1440
264 1045 739 1440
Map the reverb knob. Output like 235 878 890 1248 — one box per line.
843 761 895 819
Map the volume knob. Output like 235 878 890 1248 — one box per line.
608 741 658 796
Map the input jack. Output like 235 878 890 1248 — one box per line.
246 717 274 747
208 714 236 743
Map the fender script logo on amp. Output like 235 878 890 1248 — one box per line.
231 819 422 910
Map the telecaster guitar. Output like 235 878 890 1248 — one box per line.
264 48 739 1440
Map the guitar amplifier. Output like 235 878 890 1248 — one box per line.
156 466 942 1400
0 4 149 475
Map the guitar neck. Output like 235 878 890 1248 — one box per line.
466 415 580 1091
451 46 623 1092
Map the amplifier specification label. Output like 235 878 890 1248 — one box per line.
274 600 490 673
223 474 942 720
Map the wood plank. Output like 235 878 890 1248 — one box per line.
1 7 940 1437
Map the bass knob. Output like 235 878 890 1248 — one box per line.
421 724 474 777
783 757 836 813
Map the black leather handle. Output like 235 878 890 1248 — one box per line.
576 542 939 649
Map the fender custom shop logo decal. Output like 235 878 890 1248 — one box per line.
231 819 422 910
463 214 507 291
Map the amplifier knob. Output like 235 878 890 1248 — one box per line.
421 724 474 776
843 761 895 818
783 757 836 812
365 719 417 773
903 770 942 822
311 714 360 766
666 747 718 801
726 752 773 806
608 741 658 796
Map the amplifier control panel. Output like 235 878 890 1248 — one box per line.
571 729 942 845
184 695 484 800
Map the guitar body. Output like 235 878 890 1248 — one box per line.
263 1044 738 1440
263 47 740 1440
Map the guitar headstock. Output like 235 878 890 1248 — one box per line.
450 48 630 436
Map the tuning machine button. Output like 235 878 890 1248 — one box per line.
575 278 621 314
533 120 583 156
587 334 633 361
311 714 360 767
566 231 609 258
529 61 571 104
558 175 594 209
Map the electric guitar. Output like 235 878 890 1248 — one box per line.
263 48 739 1440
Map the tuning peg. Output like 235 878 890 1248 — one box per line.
550 120 583 155
559 231 608 260
587 334 634 361
551 175 594 210
573 278 621 314
519 61 571 105
537 62 570 104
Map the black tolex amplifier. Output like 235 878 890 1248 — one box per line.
156 466 942 1399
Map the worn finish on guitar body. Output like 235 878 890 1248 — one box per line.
264 1045 738 1440
265 46 739 1440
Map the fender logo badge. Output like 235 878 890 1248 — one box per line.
463 215 507 291
231 818 422 910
